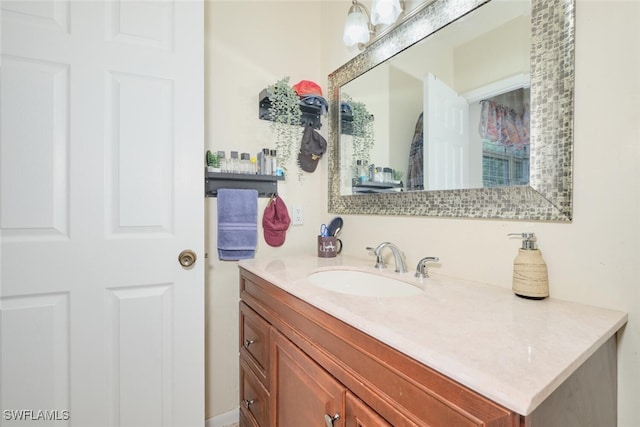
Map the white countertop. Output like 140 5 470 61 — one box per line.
238 254 628 416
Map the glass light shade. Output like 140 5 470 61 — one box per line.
371 0 402 26
343 10 370 46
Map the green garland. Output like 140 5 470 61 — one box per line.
267 77 302 176
342 93 375 171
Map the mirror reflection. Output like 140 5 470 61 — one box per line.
339 0 531 196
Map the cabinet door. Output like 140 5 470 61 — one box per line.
271 329 345 427
345 392 392 427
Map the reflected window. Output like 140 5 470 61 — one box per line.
478 87 530 187
482 143 529 187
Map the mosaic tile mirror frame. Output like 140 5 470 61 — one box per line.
327 0 574 221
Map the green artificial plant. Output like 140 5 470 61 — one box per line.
342 93 375 171
267 77 303 176
206 150 220 169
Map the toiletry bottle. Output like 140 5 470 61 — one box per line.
257 150 264 174
270 149 277 176
508 233 549 299
383 167 393 183
217 151 227 172
229 151 239 173
240 153 250 173
262 148 272 175
250 157 257 174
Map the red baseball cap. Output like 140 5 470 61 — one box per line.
262 195 291 247
292 80 323 97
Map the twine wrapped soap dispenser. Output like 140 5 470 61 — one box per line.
508 233 549 300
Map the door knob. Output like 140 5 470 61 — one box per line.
178 250 197 267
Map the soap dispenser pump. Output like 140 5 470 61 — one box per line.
508 233 549 300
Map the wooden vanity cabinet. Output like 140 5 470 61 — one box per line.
239 268 520 427
270 329 345 426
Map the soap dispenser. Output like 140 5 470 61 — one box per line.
508 233 549 300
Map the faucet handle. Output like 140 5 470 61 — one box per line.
365 246 386 270
415 257 439 278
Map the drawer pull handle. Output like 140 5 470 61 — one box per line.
243 399 255 408
324 413 340 427
244 339 255 347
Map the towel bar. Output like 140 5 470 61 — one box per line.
205 170 284 198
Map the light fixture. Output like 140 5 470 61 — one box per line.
342 1 374 47
371 0 403 26
343 0 404 48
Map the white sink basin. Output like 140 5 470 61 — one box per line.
307 269 422 297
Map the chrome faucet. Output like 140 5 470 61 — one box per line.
366 242 407 273
415 257 439 278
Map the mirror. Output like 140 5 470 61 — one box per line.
340 0 532 193
327 0 574 221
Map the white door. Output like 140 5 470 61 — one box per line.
0 1 204 426
424 73 469 191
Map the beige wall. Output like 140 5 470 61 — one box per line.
205 0 328 418
205 1 640 425
454 15 530 93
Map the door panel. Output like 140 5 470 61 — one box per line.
1 1 204 426
0 293 70 420
105 71 174 235
0 55 70 239
106 1 173 50
105 284 175 427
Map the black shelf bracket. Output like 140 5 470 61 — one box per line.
339 109 374 136
205 170 284 198
258 89 323 130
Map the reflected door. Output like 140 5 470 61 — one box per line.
0 1 204 425
424 73 469 191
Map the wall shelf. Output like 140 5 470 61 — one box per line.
258 89 323 130
341 113 353 135
339 108 374 135
205 170 284 198
352 181 404 194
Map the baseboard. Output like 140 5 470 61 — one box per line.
205 407 239 427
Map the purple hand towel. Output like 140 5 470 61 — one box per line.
217 188 258 260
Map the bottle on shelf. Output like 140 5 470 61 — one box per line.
356 160 366 183
270 149 278 176
240 153 251 174
383 167 393 183
229 151 239 173
217 151 227 173
262 148 272 175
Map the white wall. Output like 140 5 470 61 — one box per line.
205 1 640 425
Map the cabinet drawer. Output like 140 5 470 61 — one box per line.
240 301 270 385
240 358 269 427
